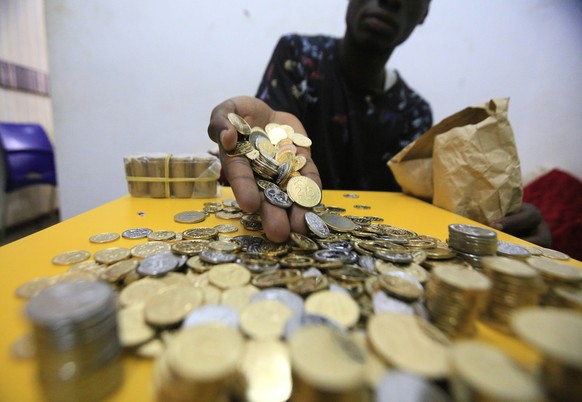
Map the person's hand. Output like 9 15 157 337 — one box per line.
208 96 321 243
489 203 552 248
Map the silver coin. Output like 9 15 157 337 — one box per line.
174 210 206 224
376 371 452 402
449 223 497 239
343 193 359 199
136 252 179 277
264 186 293 208
319 239 353 252
496 240 531 258
198 249 237 264
122 228 153 239
284 313 343 340
305 211 330 238
374 250 415 264
216 211 243 220
313 249 353 263
182 305 240 329
214 224 239 233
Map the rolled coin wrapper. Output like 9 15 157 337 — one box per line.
124 153 220 198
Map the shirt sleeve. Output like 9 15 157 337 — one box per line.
255 35 307 120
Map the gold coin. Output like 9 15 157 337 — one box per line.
101 259 139 283
367 313 451 379
199 285 222 305
131 241 172 258
144 286 204 327
93 247 131 265
207 263 251 289
221 285 260 312
174 210 207 224
89 232 120 244
240 340 292 402
240 299 293 340
14 276 56 299
378 272 423 302
289 325 366 393
286 176 322 208
147 230 177 241
51 250 91 265
539 247 570 260
286 275 329 296
526 256 582 282
251 269 302 288
118 304 156 347
449 340 543 402
119 278 166 307
304 290 360 329
171 239 209 256
227 112 252 135
182 227 219 240
166 324 244 382
208 240 240 253
289 133 312 148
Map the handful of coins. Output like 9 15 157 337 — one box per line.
225 113 322 209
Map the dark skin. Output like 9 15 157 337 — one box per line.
208 0 552 248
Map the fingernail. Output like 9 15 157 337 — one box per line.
490 222 503 231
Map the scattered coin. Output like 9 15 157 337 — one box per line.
89 232 120 244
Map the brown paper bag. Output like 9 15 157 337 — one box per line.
388 98 522 224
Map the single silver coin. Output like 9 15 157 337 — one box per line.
264 186 293 208
313 249 354 263
497 240 531 258
122 228 153 239
136 252 179 277
305 211 330 238
198 249 237 264
374 250 415 264
214 224 239 234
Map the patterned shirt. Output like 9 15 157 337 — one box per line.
256 34 432 191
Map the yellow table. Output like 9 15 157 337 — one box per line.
1 188 580 401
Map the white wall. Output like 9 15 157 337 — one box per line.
46 0 582 220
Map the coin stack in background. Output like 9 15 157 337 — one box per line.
447 224 498 268
425 265 492 338
124 153 220 198
525 256 582 306
25 280 123 402
480 256 544 333
511 307 582 402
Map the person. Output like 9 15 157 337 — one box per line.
208 0 551 247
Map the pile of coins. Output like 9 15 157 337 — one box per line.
511 307 582 402
425 266 492 338
226 113 322 209
525 256 582 305
448 224 498 267
25 280 123 402
14 192 581 402
481 256 544 333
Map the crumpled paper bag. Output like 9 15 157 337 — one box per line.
388 98 522 224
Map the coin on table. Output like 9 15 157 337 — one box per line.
214 224 238 234
119 278 167 307
15 276 56 299
320 212 356 232
227 112 252 136
101 259 139 283
171 239 209 256
174 210 207 224
286 176 322 208
122 227 153 239
118 304 156 347
144 286 204 327
240 299 293 340
199 249 237 264
216 211 244 220
51 250 91 265
208 263 251 289
378 272 424 302
147 230 177 242
304 290 360 329
539 247 570 260
93 247 131 265
252 269 302 288
89 232 120 244
496 241 531 258
287 275 329 296
137 252 180 277
182 227 218 240
131 241 172 258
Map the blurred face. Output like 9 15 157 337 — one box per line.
345 0 430 51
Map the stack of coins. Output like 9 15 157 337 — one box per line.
511 307 582 402
481 256 544 332
25 280 123 402
449 340 543 402
154 324 244 402
448 224 498 267
526 256 582 304
425 266 492 338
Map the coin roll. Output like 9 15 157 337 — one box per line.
147 153 168 198
125 154 149 197
170 154 195 198
193 156 219 198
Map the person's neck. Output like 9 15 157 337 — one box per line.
338 35 394 94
